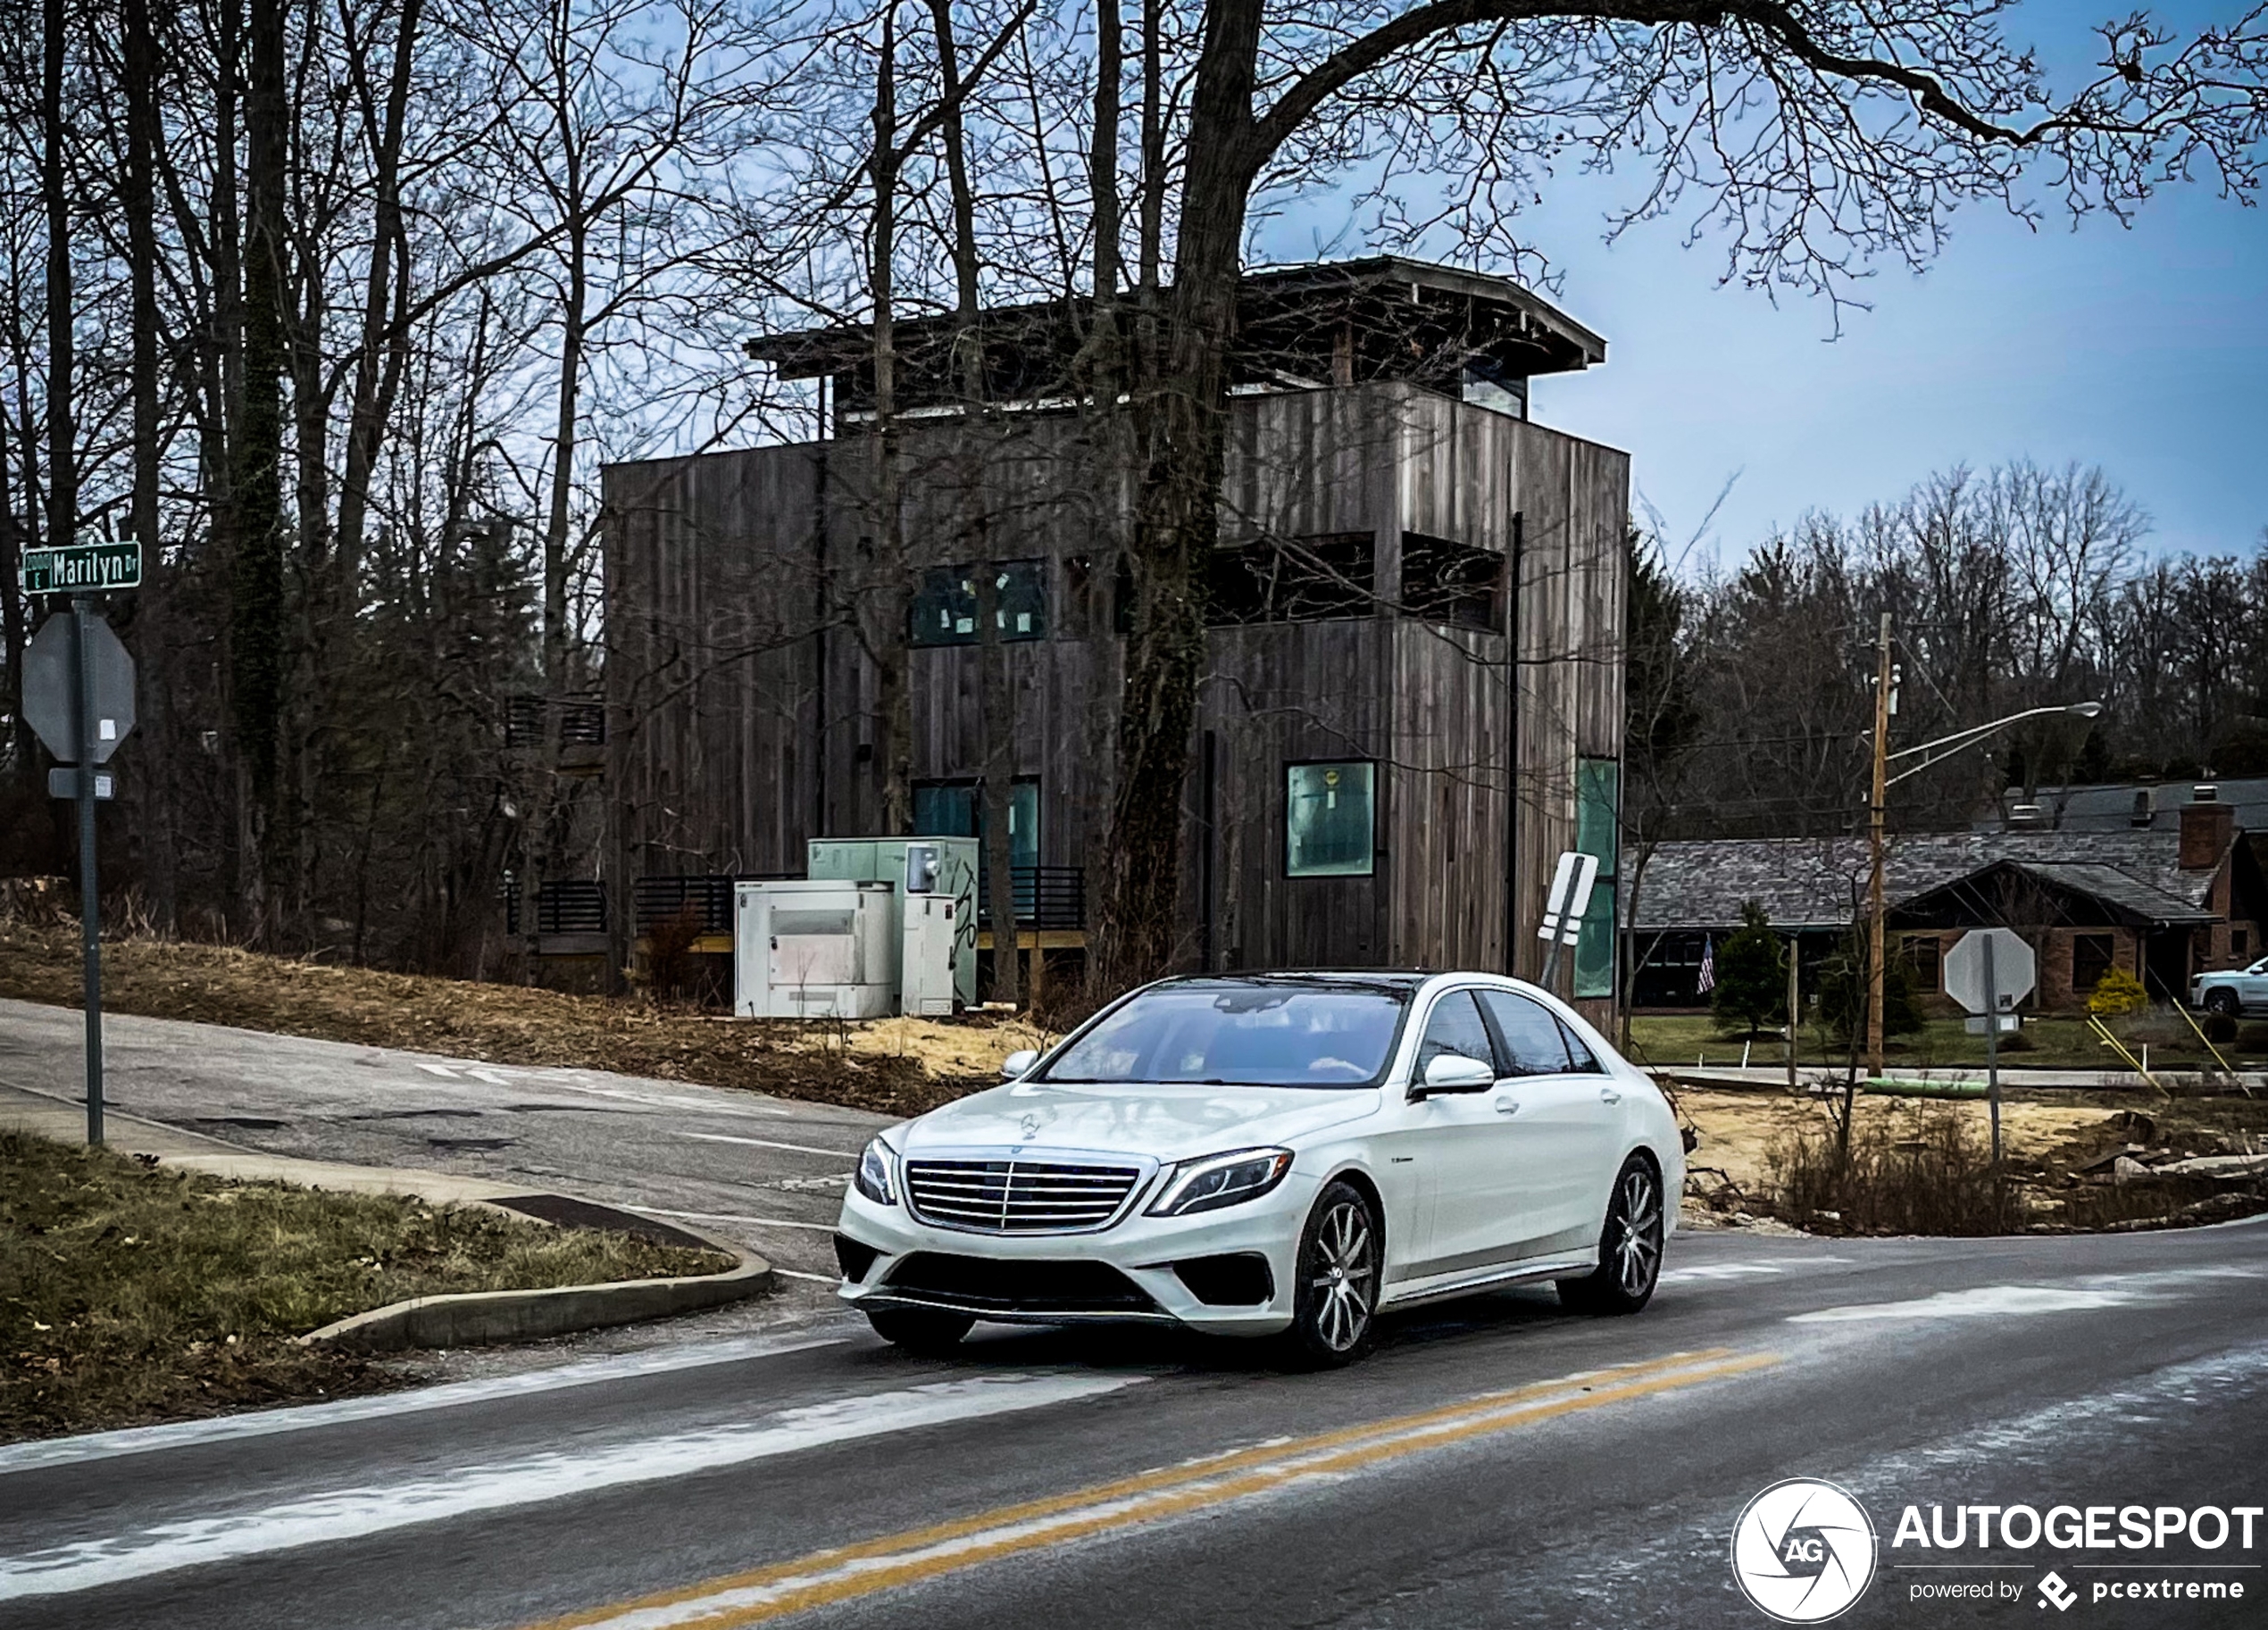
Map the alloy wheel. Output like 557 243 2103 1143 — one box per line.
1310 1197 1377 1352
1613 1166 1663 1300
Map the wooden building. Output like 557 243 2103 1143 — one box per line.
598 258 1630 1014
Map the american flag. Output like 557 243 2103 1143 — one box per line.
1697 936 1716 994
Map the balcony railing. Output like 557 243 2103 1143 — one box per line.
633 874 793 937
980 866 1086 932
505 694 605 749
630 866 1088 937
506 879 607 936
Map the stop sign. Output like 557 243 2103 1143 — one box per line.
1944 927 2036 1015
21 611 136 763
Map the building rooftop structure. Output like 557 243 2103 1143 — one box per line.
746 256 1607 427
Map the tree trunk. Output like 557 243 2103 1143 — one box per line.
975 570 1020 1005
1091 0 1262 994
231 0 291 941
864 8 913 835
42 0 73 565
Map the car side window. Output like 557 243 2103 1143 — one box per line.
1477 990 1572 1076
1556 1017 1605 1075
1416 991 1494 1072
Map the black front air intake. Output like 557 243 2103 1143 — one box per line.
1172 1252 1275 1306
834 1234 881 1284
883 1252 1157 1314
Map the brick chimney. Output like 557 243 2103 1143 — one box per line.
2179 786 2233 870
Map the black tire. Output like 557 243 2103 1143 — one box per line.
1558 1156 1665 1316
2204 988 2240 1019
1282 1180 1381 1368
865 1305 975 1356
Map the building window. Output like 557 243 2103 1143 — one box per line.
1286 761 1375 877
2235 927 2250 961
1901 935 1943 991
1572 758 1620 999
2072 933 2115 994
910 560 1048 647
1400 534 1504 634
1206 534 1373 625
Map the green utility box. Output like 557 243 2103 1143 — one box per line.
806 836 980 1011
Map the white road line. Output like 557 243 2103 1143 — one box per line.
468 1068 513 1088
0 1333 850 1478
771 1268 838 1285
413 1062 459 1078
0 1374 1142 1600
677 1130 866 1158
1790 1285 2143 1322
625 1205 838 1232
1659 1263 1789 1284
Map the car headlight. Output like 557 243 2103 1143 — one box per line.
1147 1147 1293 1217
855 1137 899 1206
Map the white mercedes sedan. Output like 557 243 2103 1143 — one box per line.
832 971 1680 1366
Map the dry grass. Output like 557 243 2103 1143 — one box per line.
0 920 1005 1117
1766 1110 2028 1235
1 1130 730 1442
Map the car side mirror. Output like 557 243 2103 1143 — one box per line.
1001 1049 1039 1081
1413 1053 1493 1098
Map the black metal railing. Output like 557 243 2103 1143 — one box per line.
506 879 608 936
980 866 1085 932
505 694 606 748
633 874 794 936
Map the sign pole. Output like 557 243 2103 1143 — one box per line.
1981 934 1999 1168
72 593 104 1145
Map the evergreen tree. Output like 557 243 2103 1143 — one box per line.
1710 901 1788 1035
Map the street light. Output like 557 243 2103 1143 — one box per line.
1882 700 2105 788
1861 621 2104 1076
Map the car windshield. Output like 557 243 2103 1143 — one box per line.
1038 982 1410 1087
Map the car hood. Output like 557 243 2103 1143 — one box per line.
899 1080 1383 1162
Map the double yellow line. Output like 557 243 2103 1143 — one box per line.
522 1346 1776 1630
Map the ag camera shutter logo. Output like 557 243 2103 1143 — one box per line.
1731 1478 1879 1622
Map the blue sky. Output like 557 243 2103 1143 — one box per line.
1252 5 2268 573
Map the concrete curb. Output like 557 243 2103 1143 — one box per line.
301 1220 774 1354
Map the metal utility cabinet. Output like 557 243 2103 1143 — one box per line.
733 879 898 1019
808 836 979 1012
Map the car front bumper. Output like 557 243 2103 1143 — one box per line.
833 1172 1321 1337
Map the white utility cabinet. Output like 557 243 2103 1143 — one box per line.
900 841 962 1016
733 879 897 1019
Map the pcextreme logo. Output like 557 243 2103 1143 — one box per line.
1731 1478 1880 1623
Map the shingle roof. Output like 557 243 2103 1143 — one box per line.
1626 829 2230 932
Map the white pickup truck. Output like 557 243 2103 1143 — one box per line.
2192 956 2268 1018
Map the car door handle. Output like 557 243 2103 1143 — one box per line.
1493 1096 1520 1116
1598 1086 1622 1105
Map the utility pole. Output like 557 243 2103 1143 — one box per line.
1865 611 1892 1079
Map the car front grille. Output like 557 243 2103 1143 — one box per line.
903 1157 1143 1234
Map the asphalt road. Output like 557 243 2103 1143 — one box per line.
0 996 887 1297
4 1002 2267 1629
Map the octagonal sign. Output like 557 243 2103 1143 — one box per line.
1943 927 2035 1016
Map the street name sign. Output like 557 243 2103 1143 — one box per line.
19 539 143 594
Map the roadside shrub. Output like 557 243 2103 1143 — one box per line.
1766 1108 2025 1235
2086 966 2150 1019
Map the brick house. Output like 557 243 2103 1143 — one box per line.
1622 796 2265 1012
